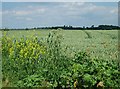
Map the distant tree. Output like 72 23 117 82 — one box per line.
3 28 9 31
83 26 85 29
33 27 37 29
91 25 94 28
25 28 29 30
69 25 73 28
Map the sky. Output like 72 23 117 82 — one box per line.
1 2 118 29
2 0 120 2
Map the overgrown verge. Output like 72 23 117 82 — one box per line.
2 30 120 88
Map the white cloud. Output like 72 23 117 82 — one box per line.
36 8 45 13
13 10 32 15
110 8 118 14
2 0 120 2
16 17 23 19
3 6 46 16
26 17 32 21
2 10 9 14
16 17 32 21
0 11 2 15
2 2 118 28
60 2 117 17
61 2 85 8
2 2 117 18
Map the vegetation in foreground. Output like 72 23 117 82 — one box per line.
2 29 120 88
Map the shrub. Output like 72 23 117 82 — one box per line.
2 32 46 80
71 51 120 88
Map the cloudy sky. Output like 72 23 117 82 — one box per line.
2 2 118 28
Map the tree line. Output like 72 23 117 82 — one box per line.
40 25 120 30
1 25 120 30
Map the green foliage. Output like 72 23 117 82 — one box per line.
2 30 120 88
2 32 46 80
71 51 120 88
38 30 73 88
16 75 51 87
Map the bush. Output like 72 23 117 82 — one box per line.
2 32 46 80
71 51 120 88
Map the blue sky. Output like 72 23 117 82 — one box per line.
2 2 118 28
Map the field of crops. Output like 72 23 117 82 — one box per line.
1 29 120 88
3 30 118 60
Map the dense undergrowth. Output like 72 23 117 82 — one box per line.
2 30 120 88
